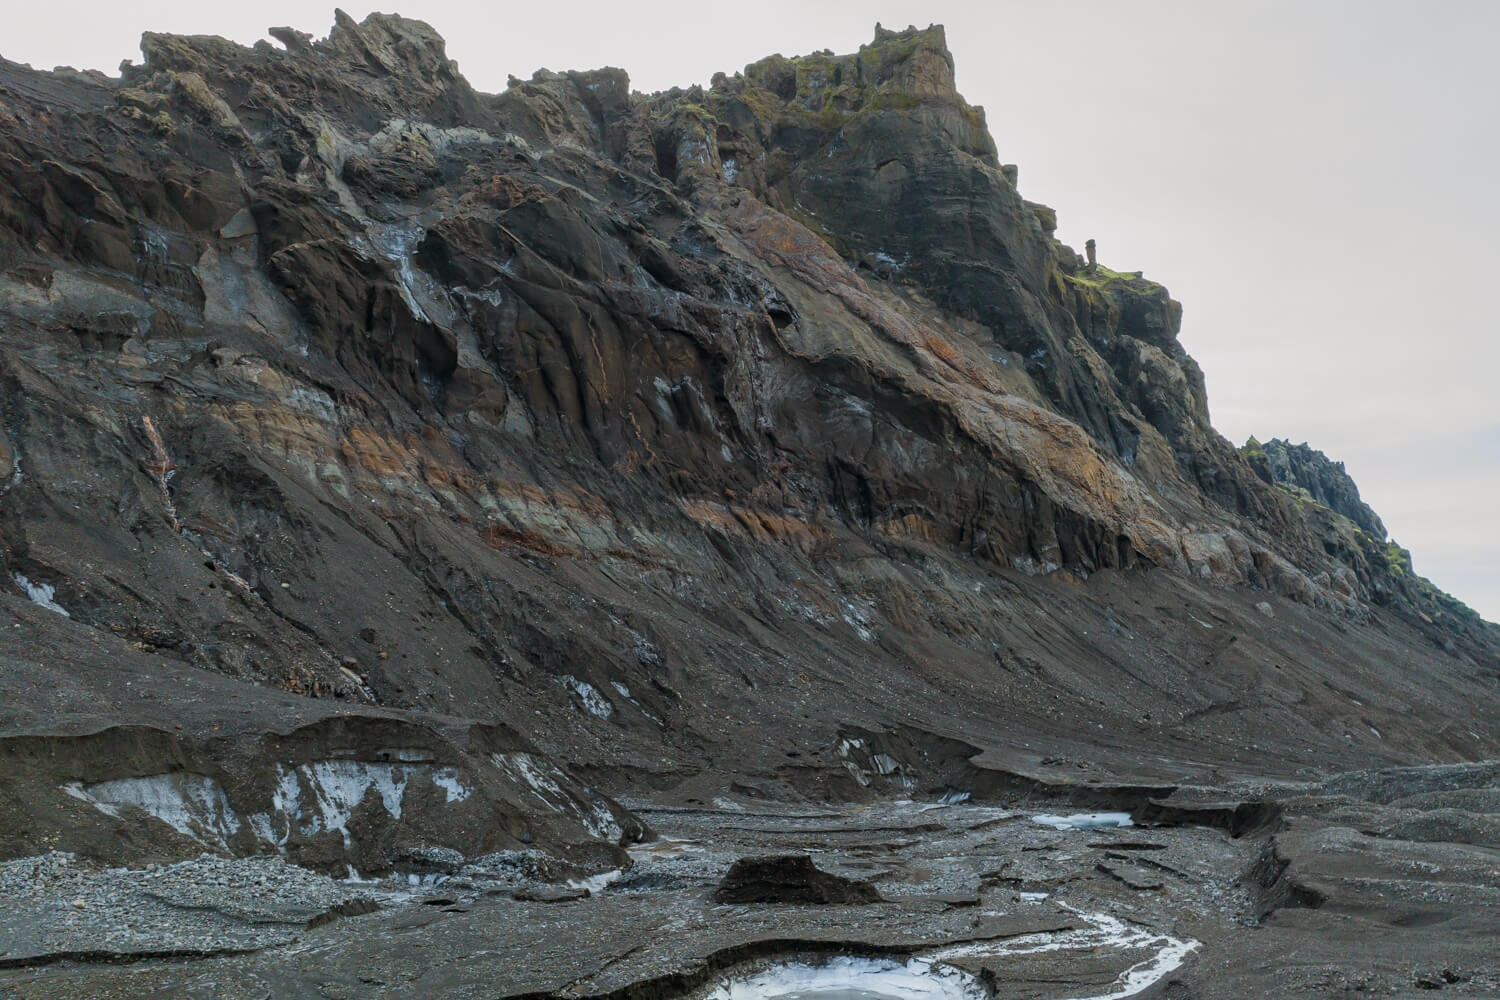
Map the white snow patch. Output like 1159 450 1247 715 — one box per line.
15 574 68 616
432 768 472 803
936 790 971 805
708 955 985 1000
560 675 614 718
1032 812 1134 831
1019 891 1049 902
300 761 409 844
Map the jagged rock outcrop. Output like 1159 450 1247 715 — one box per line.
0 14 1495 870
1246 437 1386 539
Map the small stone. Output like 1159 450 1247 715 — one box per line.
512 884 589 903
1256 601 1274 618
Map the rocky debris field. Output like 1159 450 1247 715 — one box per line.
2 760 1498 999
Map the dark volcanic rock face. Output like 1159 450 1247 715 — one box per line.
1249 437 1386 539
0 13 1496 883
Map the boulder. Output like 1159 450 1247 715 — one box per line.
713 854 882 904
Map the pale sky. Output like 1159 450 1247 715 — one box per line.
7 1 1497 622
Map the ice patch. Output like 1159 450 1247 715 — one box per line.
62 758 473 856
1032 812 1134 831
708 955 985 1000
432 769 471 802
560 675 614 718
63 775 242 849
300 761 409 847
1019 891 1049 902
566 868 624 894
15 574 68 616
936 790 971 805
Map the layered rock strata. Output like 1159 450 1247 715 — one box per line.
0 15 1495 872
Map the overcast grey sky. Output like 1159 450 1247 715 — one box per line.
7 1 1497 622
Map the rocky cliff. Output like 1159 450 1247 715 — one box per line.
0 14 1496 874
1246 437 1385 538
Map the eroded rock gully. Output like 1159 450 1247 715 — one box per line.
0 14 1496 998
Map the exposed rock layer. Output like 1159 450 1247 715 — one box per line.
0 14 1495 875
